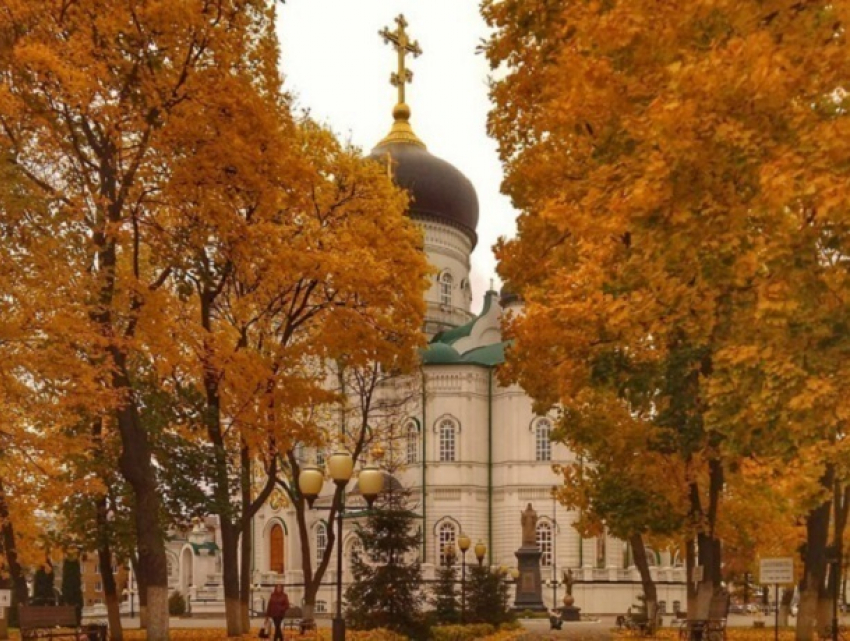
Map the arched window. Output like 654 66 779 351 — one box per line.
407 423 418 464
440 272 453 308
348 538 364 575
316 523 328 563
270 523 285 573
439 419 456 462
438 522 457 567
316 449 325 468
535 419 552 462
537 521 553 567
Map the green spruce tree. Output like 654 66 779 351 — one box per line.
32 562 56 606
466 566 513 626
430 547 460 624
344 485 423 637
61 558 83 622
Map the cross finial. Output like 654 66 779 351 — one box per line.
379 14 422 107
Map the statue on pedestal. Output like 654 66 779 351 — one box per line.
521 503 538 547
560 568 581 621
563 569 574 595
513 503 546 612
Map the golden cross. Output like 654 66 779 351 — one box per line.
379 14 422 106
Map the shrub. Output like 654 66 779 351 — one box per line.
431 623 496 641
465 567 515 627
168 590 186 616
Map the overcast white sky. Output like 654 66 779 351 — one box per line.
276 1 517 311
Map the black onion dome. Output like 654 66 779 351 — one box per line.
371 125 479 247
500 283 521 307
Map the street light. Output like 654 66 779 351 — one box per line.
826 547 840 641
458 533 471 623
474 540 487 567
122 588 136 618
299 452 383 641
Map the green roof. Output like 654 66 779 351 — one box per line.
420 340 508 368
459 342 507 367
190 542 219 555
431 289 498 346
421 342 462 364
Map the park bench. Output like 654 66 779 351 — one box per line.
617 608 662 637
19 605 104 641
282 607 316 637
679 592 729 641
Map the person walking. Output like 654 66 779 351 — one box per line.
265 585 290 641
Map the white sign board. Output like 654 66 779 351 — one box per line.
760 557 794 584
0 589 10 607
692 565 704 582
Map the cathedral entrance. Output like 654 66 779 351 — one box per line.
180 547 193 596
270 523 285 574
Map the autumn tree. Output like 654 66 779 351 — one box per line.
0 159 101 631
0 2 315 637
152 105 426 634
275 358 425 626
484 0 850 628
707 180 850 638
553 407 688 623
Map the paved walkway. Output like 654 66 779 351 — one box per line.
517 617 616 640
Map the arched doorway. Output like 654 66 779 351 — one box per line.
270 523 285 573
180 547 193 595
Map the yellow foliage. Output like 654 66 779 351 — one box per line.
483 0 850 588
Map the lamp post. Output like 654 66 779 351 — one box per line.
826 547 840 641
552 487 558 610
458 533 471 623
299 452 383 641
123 588 135 618
474 540 486 567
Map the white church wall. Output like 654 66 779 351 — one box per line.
419 220 475 332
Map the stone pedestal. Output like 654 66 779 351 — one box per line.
513 546 547 612
560 605 581 621
560 594 581 621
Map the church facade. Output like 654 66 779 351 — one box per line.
148 16 687 619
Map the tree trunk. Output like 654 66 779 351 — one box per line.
131 553 148 629
0 477 29 630
630 533 658 631
286 453 341 624
686 537 697 614
98 541 123 641
796 466 833 641
685 457 724 619
115 391 169 641
240 446 253 633
779 586 794 627
89 160 169 640
701 458 724 586
220 522 242 637
818 482 849 638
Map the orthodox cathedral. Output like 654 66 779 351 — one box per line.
147 16 686 619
